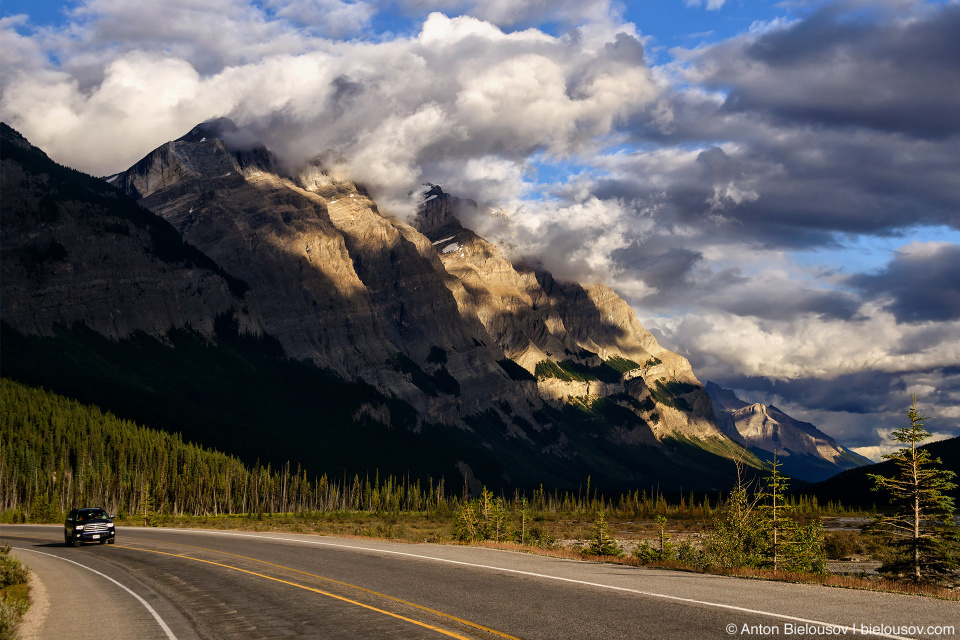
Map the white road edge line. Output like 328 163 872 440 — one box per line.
14 546 179 640
158 528 915 640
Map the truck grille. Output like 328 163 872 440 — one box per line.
84 522 109 532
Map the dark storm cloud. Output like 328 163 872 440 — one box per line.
848 243 960 323
607 1 960 254
610 235 862 321
708 369 960 449
714 371 905 416
715 287 861 322
717 3 960 139
611 245 705 293
619 113 960 247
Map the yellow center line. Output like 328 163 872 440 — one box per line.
125 536 521 640
121 545 476 640
5 530 521 640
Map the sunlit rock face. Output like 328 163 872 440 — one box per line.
415 185 723 441
2 118 758 490
116 121 739 443
706 382 873 482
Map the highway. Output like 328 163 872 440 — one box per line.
3 524 957 640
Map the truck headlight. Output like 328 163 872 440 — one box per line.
75 525 85 530
107 523 114 528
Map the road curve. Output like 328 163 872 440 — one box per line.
2 524 956 640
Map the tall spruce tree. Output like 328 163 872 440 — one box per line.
758 453 824 574
868 396 959 583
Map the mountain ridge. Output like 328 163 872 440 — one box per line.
2 119 761 492
705 381 872 482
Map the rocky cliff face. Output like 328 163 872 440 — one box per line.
705 381 872 482
0 123 253 340
112 122 521 424
415 186 723 441
1 119 759 491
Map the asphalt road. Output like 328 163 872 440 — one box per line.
3 524 957 640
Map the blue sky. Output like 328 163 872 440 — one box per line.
1 0 958 456
1 0 793 44
1 0 801 50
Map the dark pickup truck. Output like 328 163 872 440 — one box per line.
64 508 116 546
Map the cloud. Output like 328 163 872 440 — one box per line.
692 2 960 139
656 301 960 383
1 7 658 206
265 0 376 37
0 16 53 91
0 51 230 175
62 0 322 76
388 0 620 29
685 0 727 11
848 242 960 324
3 0 959 454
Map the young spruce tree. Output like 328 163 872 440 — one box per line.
868 396 959 584
757 453 824 574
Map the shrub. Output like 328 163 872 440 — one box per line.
0 547 29 589
451 488 510 543
584 511 622 557
0 545 30 640
824 531 866 559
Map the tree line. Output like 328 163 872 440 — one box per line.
1 378 851 523
1 378 452 518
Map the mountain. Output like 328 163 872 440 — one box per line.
0 122 251 339
800 436 960 506
705 382 872 482
1 120 760 493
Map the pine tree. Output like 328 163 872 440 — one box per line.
29 493 53 524
655 515 672 559
586 510 621 557
517 497 529 546
141 482 156 527
757 453 824 574
758 453 789 572
868 396 959 583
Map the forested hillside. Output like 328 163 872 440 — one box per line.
0 379 447 519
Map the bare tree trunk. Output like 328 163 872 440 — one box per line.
912 440 921 582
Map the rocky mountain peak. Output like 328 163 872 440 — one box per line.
414 184 474 236
177 117 240 143
115 118 276 200
706 382 872 481
3 119 770 492
704 381 749 412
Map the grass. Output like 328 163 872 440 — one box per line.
113 511 455 544
604 356 642 374
533 359 623 384
620 560 959 600
88 511 958 601
0 545 30 640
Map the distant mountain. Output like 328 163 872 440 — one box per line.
705 382 873 482
801 436 960 506
1 120 762 493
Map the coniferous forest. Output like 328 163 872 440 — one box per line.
0 377 745 521
0 378 451 518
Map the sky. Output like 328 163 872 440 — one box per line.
2 0 959 460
